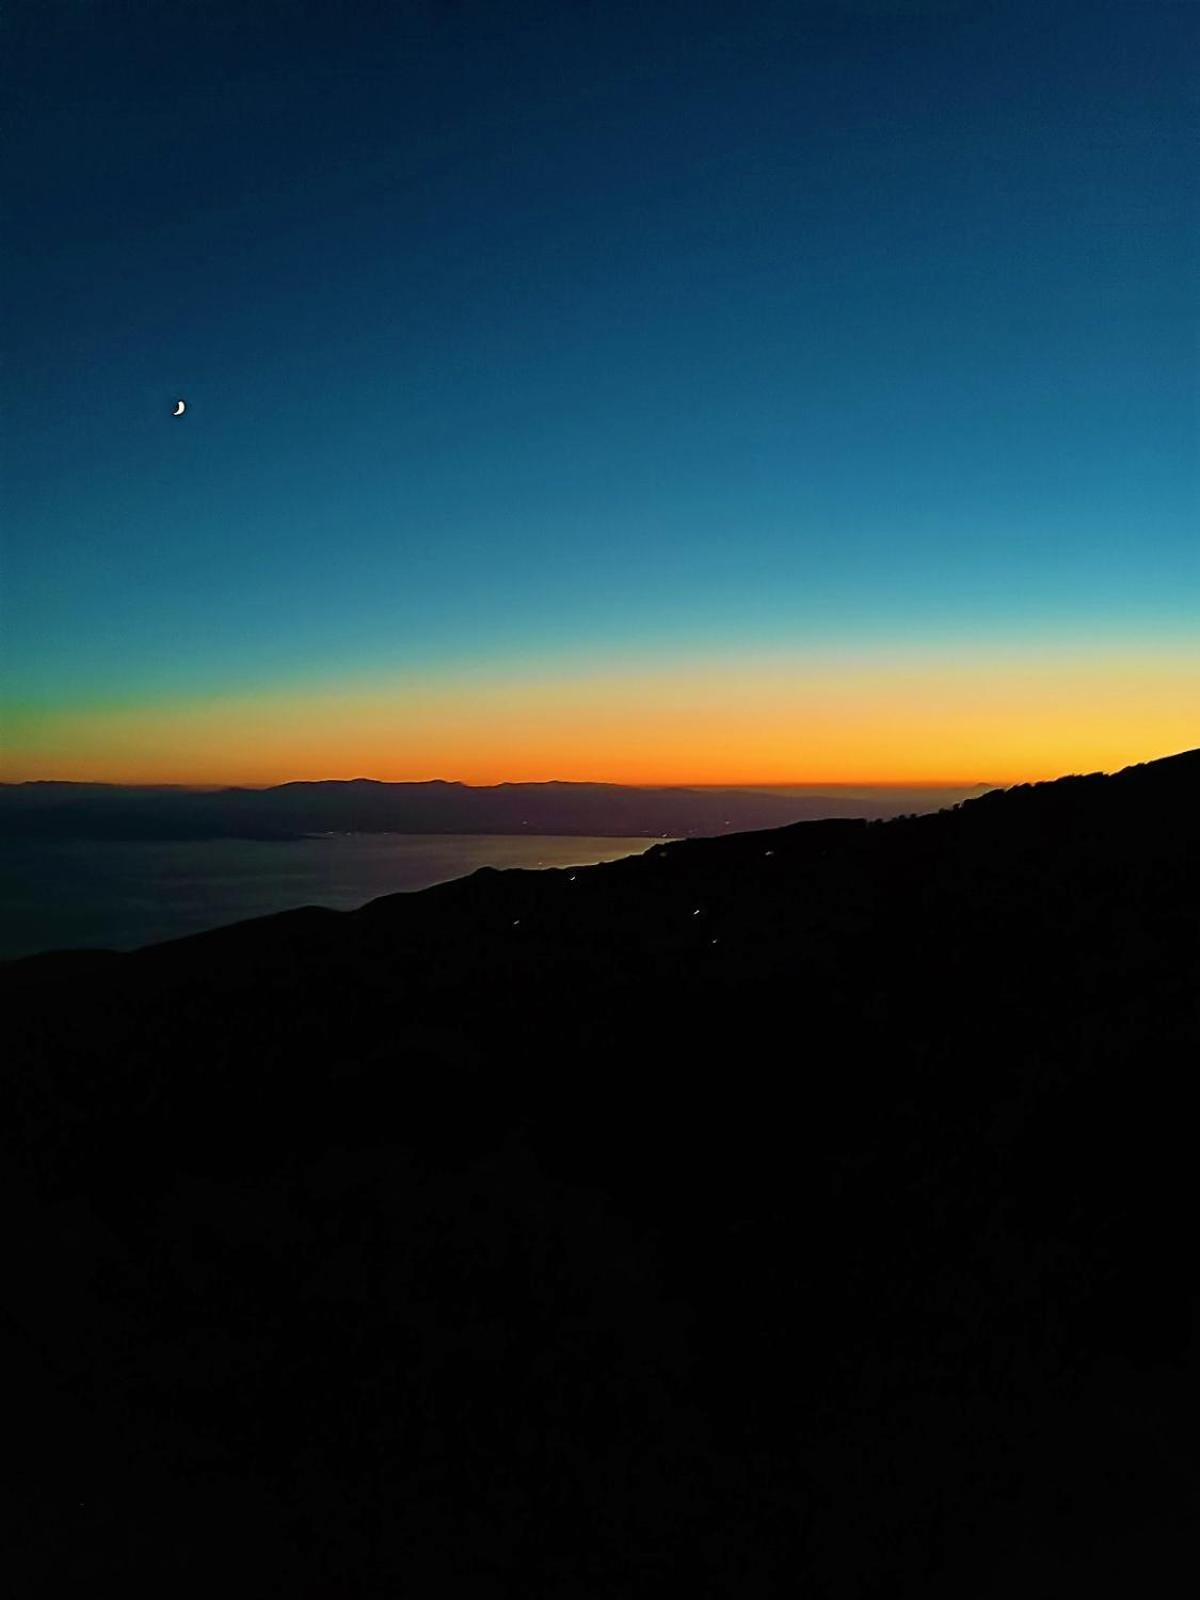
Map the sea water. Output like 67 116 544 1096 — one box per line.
0 834 663 960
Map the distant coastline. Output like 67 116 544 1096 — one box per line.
0 777 990 844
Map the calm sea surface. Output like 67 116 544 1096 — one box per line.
0 835 663 960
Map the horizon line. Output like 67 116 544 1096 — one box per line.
0 773 1032 792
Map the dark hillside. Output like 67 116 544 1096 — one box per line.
4 751 1197 1594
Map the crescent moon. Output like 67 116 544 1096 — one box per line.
172 399 186 417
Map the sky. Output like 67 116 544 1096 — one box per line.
2 0 1196 785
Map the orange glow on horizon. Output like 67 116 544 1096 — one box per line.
4 643 1197 790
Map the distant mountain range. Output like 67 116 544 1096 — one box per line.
4 748 1194 1592
0 776 989 841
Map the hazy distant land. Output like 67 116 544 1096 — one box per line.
0 777 990 842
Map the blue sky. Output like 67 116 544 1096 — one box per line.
2 0 1195 776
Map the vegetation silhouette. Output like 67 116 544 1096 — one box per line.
4 750 1195 1594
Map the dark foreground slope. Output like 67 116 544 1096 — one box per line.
4 752 1197 1595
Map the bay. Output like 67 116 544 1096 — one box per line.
0 834 664 960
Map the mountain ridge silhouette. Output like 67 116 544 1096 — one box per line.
3 748 1195 1593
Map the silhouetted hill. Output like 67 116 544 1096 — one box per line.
0 776 985 840
4 750 1196 1595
